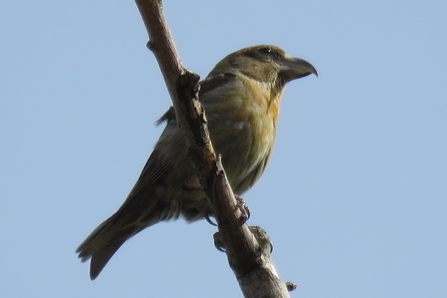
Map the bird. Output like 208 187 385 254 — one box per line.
76 45 317 279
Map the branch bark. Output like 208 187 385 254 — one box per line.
134 1 293 297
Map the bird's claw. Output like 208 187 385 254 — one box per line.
204 196 249 227
213 231 226 252
213 226 273 254
235 196 250 226
205 213 218 226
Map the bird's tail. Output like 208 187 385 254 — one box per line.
76 152 179 279
76 201 165 280
76 212 137 279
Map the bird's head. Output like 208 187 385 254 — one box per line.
208 45 318 85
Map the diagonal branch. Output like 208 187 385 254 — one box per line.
135 0 185 98
134 1 293 297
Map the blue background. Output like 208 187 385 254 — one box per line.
1 1 446 297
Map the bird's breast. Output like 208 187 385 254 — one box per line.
203 77 279 194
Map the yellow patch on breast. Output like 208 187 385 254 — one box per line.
268 95 281 122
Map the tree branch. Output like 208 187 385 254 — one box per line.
135 0 185 98
134 1 293 297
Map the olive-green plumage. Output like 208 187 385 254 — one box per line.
76 45 317 279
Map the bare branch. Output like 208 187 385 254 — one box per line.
135 0 185 99
134 1 292 297
212 161 291 297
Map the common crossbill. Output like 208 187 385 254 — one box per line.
77 45 317 279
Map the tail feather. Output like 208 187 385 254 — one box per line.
76 213 140 279
88 240 126 280
76 156 179 279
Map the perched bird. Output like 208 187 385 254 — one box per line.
77 45 317 279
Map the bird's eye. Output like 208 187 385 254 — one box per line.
259 47 272 55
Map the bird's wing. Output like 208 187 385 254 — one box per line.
123 149 172 203
199 73 238 96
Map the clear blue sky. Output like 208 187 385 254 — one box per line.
1 1 446 297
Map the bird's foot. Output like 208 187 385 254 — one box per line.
213 231 226 252
213 226 273 254
184 174 204 190
205 213 218 226
234 196 250 226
